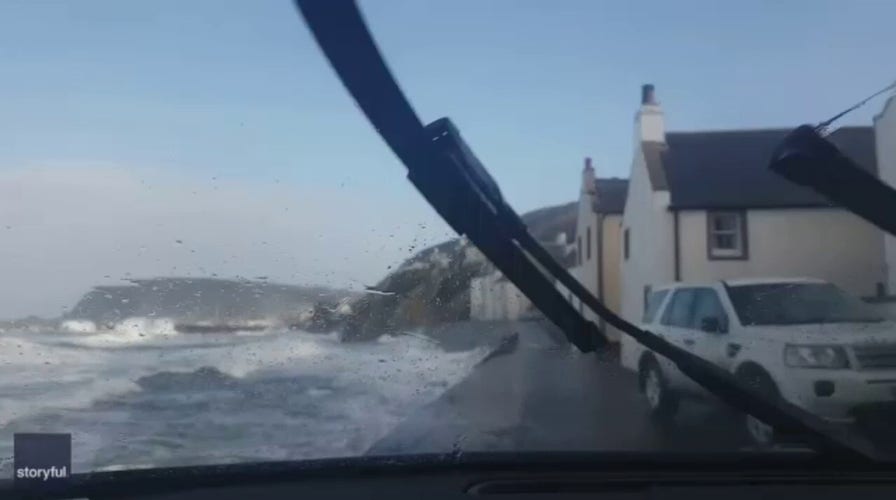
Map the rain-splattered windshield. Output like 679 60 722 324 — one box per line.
2 0 896 477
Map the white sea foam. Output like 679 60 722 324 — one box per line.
59 319 97 334
0 324 490 455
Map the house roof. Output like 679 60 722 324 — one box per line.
592 178 629 214
654 126 877 209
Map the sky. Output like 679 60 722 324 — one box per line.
0 0 894 318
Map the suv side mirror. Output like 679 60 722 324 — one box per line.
700 316 726 334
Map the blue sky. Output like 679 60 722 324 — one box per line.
0 0 893 317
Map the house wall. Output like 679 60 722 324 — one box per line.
470 275 500 320
575 193 599 298
678 208 885 297
600 214 624 340
620 146 675 327
470 276 486 319
470 273 532 321
875 96 896 293
504 281 533 319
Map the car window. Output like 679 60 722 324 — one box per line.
691 288 728 331
660 288 697 328
643 289 669 323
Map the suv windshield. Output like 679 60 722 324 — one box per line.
728 283 885 326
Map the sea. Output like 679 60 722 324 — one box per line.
0 318 491 475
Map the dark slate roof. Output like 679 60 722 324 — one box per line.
592 178 629 214
659 126 876 209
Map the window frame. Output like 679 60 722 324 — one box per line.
706 210 748 260
623 228 630 260
577 236 582 265
586 226 592 261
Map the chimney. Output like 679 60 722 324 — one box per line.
641 84 656 105
635 83 665 143
581 157 596 194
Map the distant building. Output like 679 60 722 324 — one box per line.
566 159 628 341
469 234 575 321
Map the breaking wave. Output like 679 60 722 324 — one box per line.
0 324 492 468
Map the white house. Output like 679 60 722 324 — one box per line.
470 273 532 321
620 84 885 325
874 94 896 293
566 159 628 341
470 233 574 321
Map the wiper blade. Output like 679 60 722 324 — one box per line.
294 0 879 461
294 0 600 352
770 125 896 239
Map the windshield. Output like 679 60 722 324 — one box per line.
2 0 896 480
728 283 885 326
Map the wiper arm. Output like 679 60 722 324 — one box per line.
770 125 896 238
293 0 601 352
294 0 879 461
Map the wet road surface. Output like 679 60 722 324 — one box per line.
368 320 752 455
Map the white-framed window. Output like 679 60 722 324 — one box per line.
707 211 747 259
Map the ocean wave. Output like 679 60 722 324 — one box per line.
62 317 178 348
60 319 97 334
135 366 238 392
0 325 493 465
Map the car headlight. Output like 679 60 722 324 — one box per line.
784 344 850 369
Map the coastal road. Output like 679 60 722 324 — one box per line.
368 320 749 455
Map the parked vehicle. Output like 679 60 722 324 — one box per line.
621 277 896 445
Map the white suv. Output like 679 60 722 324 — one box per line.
620 277 896 445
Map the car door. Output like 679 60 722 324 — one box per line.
657 287 703 393
689 287 733 373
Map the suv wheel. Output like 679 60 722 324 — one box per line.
640 358 679 419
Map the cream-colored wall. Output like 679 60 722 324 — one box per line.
576 205 599 297
599 214 624 341
875 96 896 293
678 209 885 297
620 146 675 329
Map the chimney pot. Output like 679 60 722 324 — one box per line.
585 157 593 170
641 84 656 105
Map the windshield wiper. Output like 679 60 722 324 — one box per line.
294 0 881 461
770 110 896 239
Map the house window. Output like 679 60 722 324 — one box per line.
623 228 630 260
577 236 582 265
586 227 592 261
707 211 747 259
